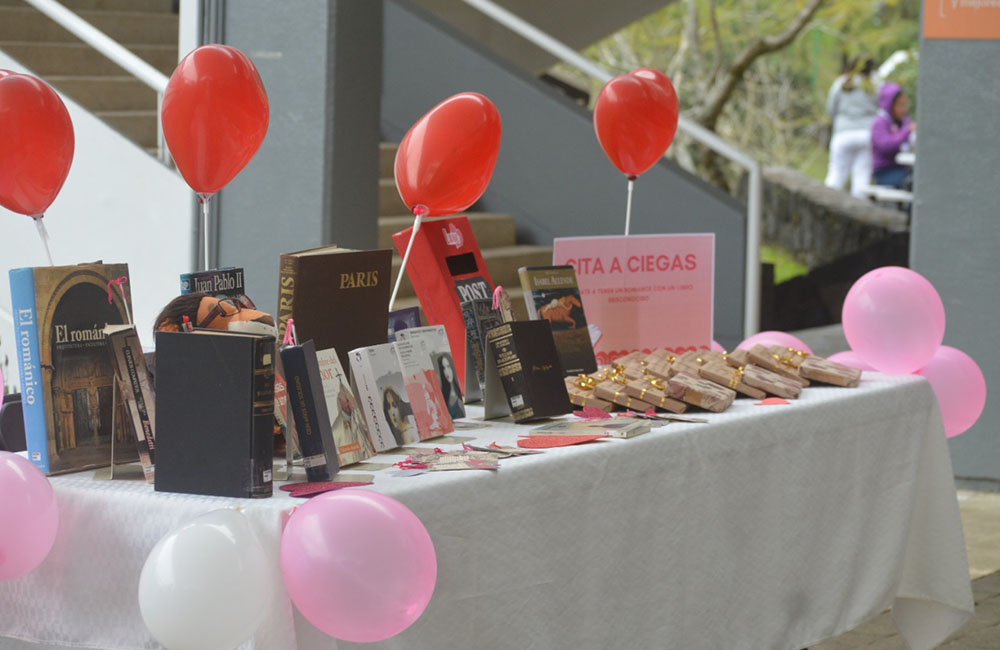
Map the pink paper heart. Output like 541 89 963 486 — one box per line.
518 435 607 449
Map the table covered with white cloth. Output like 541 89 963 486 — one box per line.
0 373 973 650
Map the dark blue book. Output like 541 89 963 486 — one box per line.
279 339 339 482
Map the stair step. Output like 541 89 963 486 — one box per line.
389 244 552 300
378 178 408 217
378 213 517 249
95 109 157 148
46 75 157 111
0 0 175 10
380 142 397 179
0 7 177 46
391 286 530 322
0 41 177 76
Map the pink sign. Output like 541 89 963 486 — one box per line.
553 234 714 365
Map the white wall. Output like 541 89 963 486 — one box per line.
0 51 194 391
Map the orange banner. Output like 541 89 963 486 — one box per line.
925 0 1000 39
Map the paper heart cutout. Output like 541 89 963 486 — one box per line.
517 435 607 449
755 397 791 406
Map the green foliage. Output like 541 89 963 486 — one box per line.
761 245 810 284
554 0 921 177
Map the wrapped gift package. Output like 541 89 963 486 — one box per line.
799 356 862 387
624 378 688 413
666 372 736 413
725 348 750 368
742 364 803 399
767 345 811 371
594 379 657 412
699 363 767 400
564 376 615 412
747 344 810 387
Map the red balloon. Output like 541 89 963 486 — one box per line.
162 45 269 196
394 92 502 217
593 69 679 179
0 73 74 217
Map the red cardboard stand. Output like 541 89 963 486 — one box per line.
392 216 493 389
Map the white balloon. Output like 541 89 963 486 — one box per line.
138 509 270 650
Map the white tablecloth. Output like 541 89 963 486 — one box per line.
0 373 973 650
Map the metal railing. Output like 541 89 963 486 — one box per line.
22 0 172 165
462 0 761 337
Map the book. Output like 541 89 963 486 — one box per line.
460 298 504 402
394 337 454 439
277 245 392 374
552 234 715 364
280 340 340 481
9 263 137 475
529 419 650 439
518 265 598 376
349 343 415 449
179 267 245 298
395 325 465 419
388 306 422 343
482 320 574 423
104 325 156 482
315 347 375 466
154 329 275 498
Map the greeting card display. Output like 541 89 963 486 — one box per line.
553 234 714 364
391 216 494 390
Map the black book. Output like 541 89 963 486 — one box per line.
154 329 275 498
279 340 339 481
483 320 573 423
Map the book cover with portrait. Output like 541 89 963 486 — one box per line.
395 325 465 420
394 337 454 440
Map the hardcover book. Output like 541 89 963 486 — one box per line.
395 325 465 419
104 325 156 482
280 340 340 481
482 320 573 423
349 343 416 449
154 329 275 498
518 265 597 376
394 337 454 439
179 267 245 298
277 245 392 373
315 347 375 466
9 263 137 475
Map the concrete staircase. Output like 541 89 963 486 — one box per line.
379 143 551 320
0 0 177 155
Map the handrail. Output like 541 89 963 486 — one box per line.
22 0 172 164
461 0 761 338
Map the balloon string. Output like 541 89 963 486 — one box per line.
389 210 425 312
624 178 635 236
200 195 211 271
34 218 54 266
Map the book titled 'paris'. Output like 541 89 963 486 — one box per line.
9 263 137 475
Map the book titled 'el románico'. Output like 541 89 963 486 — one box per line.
9 263 137 475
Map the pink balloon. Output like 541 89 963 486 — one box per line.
0 451 59 581
827 350 876 372
916 346 987 438
842 267 945 374
710 340 726 353
736 330 813 354
281 490 436 642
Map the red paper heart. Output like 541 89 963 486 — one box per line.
755 397 791 406
517 435 607 449
280 481 373 498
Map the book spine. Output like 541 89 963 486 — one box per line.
9 268 49 474
277 255 298 344
517 267 540 319
281 345 333 482
107 329 156 482
250 336 276 497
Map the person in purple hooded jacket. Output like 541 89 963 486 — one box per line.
870 82 916 188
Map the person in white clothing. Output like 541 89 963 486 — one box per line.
824 57 878 199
